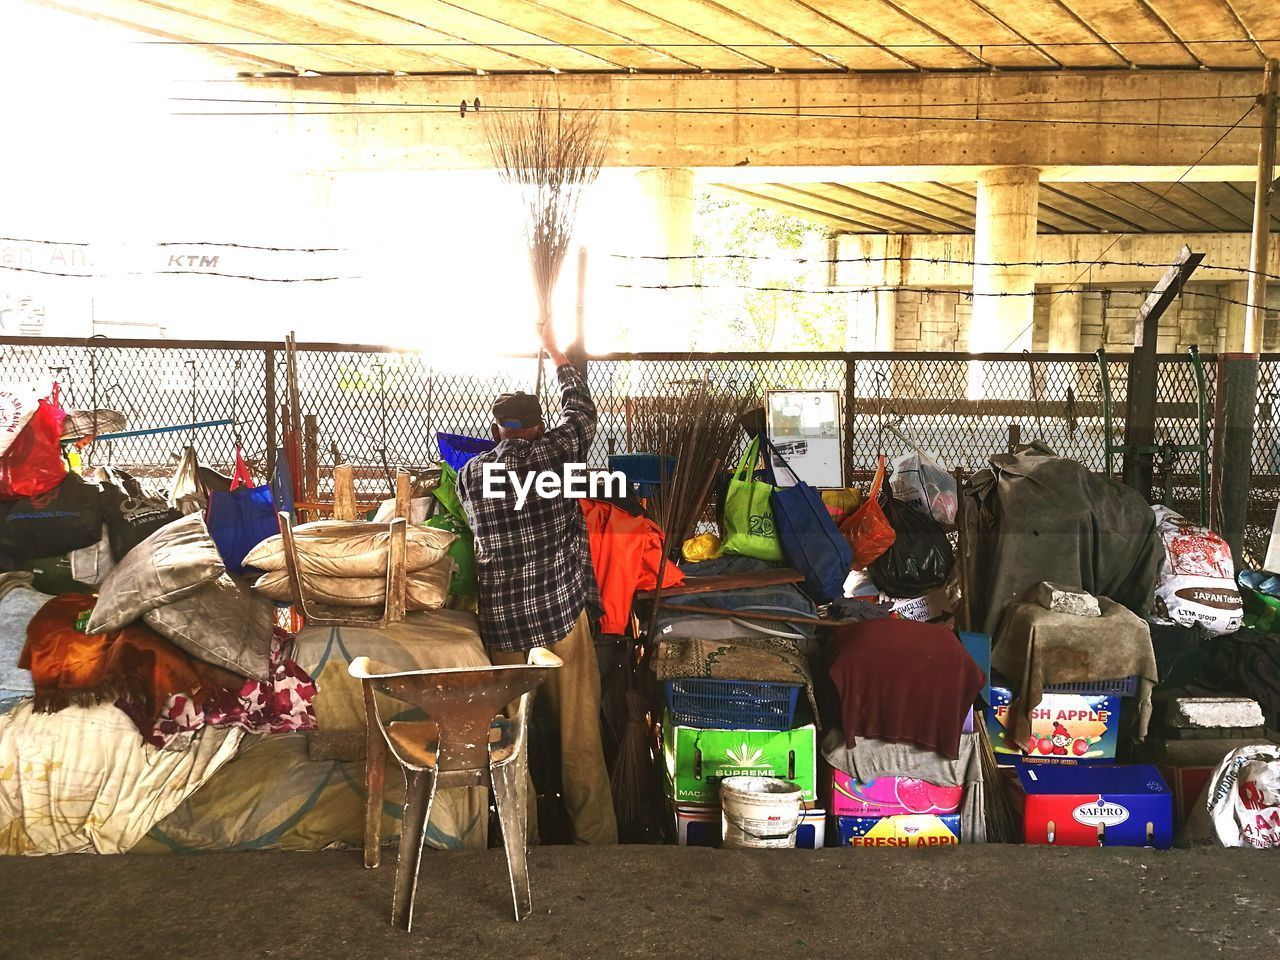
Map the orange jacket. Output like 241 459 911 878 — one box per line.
580 499 684 635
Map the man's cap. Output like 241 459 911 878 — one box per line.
492 391 543 429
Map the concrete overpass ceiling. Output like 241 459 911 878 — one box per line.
710 180 1280 234
32 0 1280 75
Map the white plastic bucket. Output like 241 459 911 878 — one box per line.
720 776 803 849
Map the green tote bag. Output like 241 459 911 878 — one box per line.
720 434 785 562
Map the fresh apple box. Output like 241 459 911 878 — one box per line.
832 813 961 848
986 685 1120 765
1015 762 1173 848
828 770 963 818
661 710 817 805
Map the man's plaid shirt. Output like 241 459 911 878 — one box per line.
457 363 599 653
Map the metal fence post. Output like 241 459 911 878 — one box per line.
844 355 856 486
1217 353 1259 565
265 348 277 480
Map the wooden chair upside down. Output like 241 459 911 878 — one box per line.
349 650 562 930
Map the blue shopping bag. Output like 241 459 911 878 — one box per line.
763 436 853 602
436 432 497 472
206 446 279 576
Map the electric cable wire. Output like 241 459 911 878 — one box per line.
168 96 1268 129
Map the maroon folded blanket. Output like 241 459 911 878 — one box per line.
828 618 985 760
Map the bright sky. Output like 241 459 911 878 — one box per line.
0 1 701 360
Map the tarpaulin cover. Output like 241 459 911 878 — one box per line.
961 443 1162 638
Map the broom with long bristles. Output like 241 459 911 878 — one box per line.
483 100 610 393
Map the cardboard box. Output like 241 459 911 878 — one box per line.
957 632 992 706
828 770 963 818
662 712 817 805
884 587 950 624
987 685 1120 765
1157 764 1214 832
832 814 961 848
673 804 826 849
1016 762 1173 848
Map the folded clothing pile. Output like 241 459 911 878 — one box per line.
19 512 316 747
245 520 457 611
824 618 988 845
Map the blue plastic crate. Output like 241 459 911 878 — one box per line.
1042 676 1139 698
664 678 801 731
608 453 677 485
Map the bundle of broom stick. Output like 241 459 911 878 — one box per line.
483 101 609 394
635 375 755 557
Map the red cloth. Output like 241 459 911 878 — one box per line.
20 593 241 719
828 618 985 760
581 499 684 634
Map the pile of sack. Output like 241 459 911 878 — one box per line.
1150 505 1243 636
713 433 955 612
245 520 456 611
0 380 278 586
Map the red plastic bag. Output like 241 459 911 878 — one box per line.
0 384 67 501
840 456 896 569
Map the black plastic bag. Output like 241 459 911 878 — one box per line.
868 490 953 598
0 472 102 560
100 474 182 561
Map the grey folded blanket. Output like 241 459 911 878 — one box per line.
0 572 50 703
991 595 1158 750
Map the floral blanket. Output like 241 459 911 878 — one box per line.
119 629 318 750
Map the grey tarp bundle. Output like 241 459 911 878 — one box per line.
961 443 1163 639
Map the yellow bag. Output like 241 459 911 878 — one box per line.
682 532 723 562
821 487 863 526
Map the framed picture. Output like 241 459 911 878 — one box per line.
764 389 844 489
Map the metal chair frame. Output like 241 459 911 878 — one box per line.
349 650 562 930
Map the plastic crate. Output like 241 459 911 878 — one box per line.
664 678 801 731
1042 676 1139 698
608 454 678 498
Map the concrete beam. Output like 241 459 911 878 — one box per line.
211 70 1263 175
833 233 1280 287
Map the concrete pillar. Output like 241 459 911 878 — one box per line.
1222 281 1248 352
971 167 1040 353
1047 285 1083 353
845 289 898 351
630 167 694 348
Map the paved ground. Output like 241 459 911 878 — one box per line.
2 845 1279 959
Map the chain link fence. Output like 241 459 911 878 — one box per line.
2 336 1273 562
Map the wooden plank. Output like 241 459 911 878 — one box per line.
635 568 804 601
394 470 412 520
385 518 407 624
303 413 319 504
654 600 828 627
332 463 357 520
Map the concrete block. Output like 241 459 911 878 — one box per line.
1035 581 1101 617
1168 698 1265 730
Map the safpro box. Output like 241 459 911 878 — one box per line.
1016 762 1173 848
674 804 826 849
987 685 1120 765
661 711 817 805
832 814 961 848
828 770 963 818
